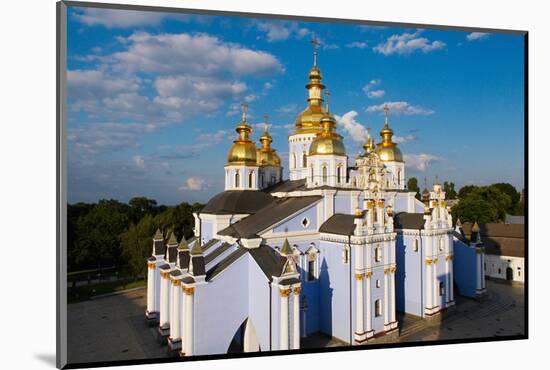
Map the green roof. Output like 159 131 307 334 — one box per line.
167 230 178 245
190 241 203 255
179 238 189 250
280 238 292 256
153 228 163 240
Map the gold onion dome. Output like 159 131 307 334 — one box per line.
362 128 376 156
376 105 403 162
227 104 257 165
309 110 346 156
294 38 327 134
257 122 281 167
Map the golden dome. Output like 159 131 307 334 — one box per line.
375 105 403 162
256 128 281 167
294 44 326 135
309 114 346 156
227 104 257 165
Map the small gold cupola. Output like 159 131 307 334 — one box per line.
362 128 376 156
226 103 257 165
376 104 403 162
256 115 281 167
309 91 346 156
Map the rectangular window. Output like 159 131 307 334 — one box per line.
375 299 382 317
308 260 315 281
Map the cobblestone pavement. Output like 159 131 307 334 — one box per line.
396 279 525 343
67 288 169 365
67 279 524 364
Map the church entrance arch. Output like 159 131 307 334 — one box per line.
506 267 513 281
227 318 261 353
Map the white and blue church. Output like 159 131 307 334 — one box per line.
144 49 487 356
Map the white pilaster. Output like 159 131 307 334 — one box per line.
170 280 182 342
146 263 155 314
355 273 364 338
183 287 194 356
292 287 300 349
433 258 439 308
383 268 389 326
280 288 290 350
159 270 170 329
390 267 396 323
426 260 433 311
365 272 373 335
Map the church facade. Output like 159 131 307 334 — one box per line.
144 48 486 356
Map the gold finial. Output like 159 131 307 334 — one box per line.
263 114 269 133
311 36 321 66
324 89 331 112
241 102 248 122
384 104 389 127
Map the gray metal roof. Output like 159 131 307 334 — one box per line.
265 179 307 193
201 190 275 215
206 247 248 281
249 245 287 281
394 212 426 230
218 196 322 238
205 242 233 265
319 214 356 236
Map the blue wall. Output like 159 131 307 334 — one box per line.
395 233 423 317
318 240 351 343
453 239 477 298
194 254 249 355
273 204 318 233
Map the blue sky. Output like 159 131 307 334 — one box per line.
66 6 525 205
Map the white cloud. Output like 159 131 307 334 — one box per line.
278 104 298 114
346 41 368 49
255 21 311 42
112 32 283 77
196 130 228 144
366 101 434 116
72 8 205 28
393 133 417 144
404 154 442 171
335 111 368 143
133 155 145 168
373 31 445 56
362 79 385 99
466 32 490 41
178 177 207 191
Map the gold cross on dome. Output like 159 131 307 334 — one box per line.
263 114 269 132
311 36 321 65
241 102 248 121
324 89 331 111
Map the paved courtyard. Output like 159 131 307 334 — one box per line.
67 279 524 364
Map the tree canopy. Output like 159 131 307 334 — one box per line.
407 177 420 200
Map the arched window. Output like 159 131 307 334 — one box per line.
375 245 382 262
235 170 240 188
306 245 319 281
375 299 382 317
322 165 328 184
439 238 445 252
310 166 314 182
302 152 307 168
397 170 401 185
413 239 419 252
248 171 254 188
337 165 342 184
439 282 445 296
291 153 296 169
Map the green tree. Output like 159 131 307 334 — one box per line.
73 199 132 269
407 177 421 200
451 193 499 224
129 197 158 223
121 214 156 277
458 185 477 199
443 181 457 199
489 183 520 215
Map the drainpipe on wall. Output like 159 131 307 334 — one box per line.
348 235 352 345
